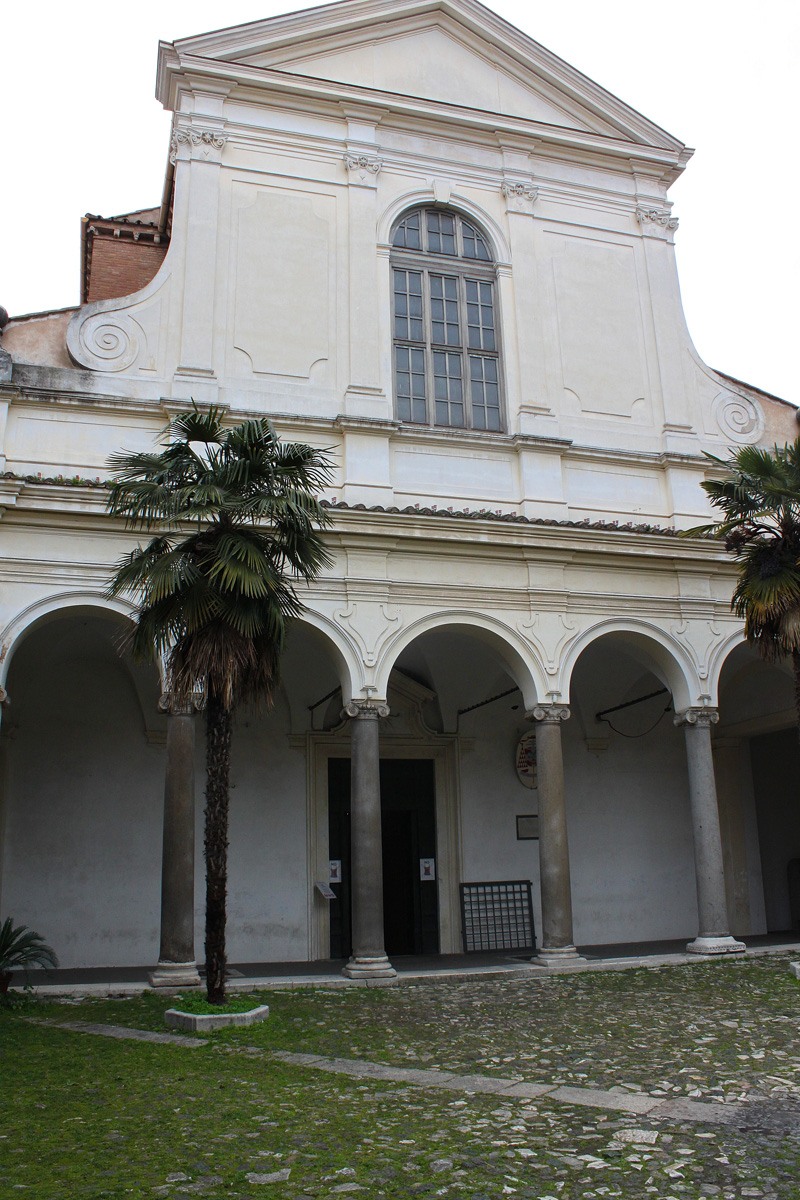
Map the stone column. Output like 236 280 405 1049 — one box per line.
675 708 746 955
341 700 396 983
149 695 201 987
528 705 584 965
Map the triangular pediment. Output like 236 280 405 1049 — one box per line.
172 0 684 150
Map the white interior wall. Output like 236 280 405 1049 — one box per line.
3 624 164 969
217 689 310 963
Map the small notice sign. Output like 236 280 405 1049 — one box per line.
329 859 342 884
315 882 336 900
419 858 436 880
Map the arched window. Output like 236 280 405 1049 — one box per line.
391 208 502 432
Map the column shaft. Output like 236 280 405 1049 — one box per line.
678 710 745 955
150 705 201 987
529 706 584 966
342 702 396 982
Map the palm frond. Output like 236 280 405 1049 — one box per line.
691 438 800 665
0 918 59 974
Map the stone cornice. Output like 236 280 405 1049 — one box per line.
160 52 688 174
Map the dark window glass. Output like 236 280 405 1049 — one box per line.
391 208 502 431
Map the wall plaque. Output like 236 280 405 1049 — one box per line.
516 814 539 840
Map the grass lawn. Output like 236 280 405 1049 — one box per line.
1 956 799 1198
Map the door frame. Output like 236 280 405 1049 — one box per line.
306 723 463 959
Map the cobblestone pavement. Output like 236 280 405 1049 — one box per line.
3 955 799 1198
251 955 800 1109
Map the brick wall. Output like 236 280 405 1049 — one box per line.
86 238 168 303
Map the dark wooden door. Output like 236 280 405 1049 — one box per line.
328 757 439 958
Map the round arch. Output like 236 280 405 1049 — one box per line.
0 591 140 690
706 628 748 705
374 610 547 709
290 609 364 704
557 619 700 713
377 189 512 266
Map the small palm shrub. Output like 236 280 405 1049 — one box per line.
0 918 59 993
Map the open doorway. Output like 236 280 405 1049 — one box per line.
328 758 439 958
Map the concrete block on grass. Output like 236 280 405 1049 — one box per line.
165 1003 269 1032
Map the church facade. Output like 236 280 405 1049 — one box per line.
1 0 798 980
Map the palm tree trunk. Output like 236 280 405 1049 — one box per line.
793 651 800 746
204 695 232 1004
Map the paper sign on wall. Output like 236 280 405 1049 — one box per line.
329 859 342 884
420 858 436 880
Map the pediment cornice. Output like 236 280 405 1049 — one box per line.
157 0 687 158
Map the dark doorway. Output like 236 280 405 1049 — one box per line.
328 758 439 958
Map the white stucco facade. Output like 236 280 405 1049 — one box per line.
1 0 798 970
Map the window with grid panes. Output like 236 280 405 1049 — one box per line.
391 208 502 432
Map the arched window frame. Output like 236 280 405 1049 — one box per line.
390 207 504 433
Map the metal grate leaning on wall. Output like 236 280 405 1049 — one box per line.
460 880 536 953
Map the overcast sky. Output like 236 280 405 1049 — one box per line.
3 0 797 404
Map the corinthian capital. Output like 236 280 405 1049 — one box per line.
674 707 719 729
343 153 383 183
342 699 391 720
526 704 570 724
169 127 229 164
636 206 679 231
158 691 205 716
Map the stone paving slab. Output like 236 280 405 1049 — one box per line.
548 1084 664 1114
30 1019 207 1049
438 1073 529 1094
499 1081 561 1099
656 1097 744 1124
272 1050 744 1122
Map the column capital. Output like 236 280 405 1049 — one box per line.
158 692 205 716
675 707 719 729
526 704 570 724
342 699 390 721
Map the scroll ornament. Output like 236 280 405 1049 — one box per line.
170 128 229 165
69 311 142 372
713 390 763 443
343 154 383 182
636 207 679 231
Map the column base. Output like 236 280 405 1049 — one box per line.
342 955 397 985
534 945 587 967
148 961 202 988
686 935 746 956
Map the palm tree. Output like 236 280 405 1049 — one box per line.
687 439 800 729
106 405 332 1003
0 918 59 993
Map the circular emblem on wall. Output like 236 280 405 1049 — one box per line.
713 390 763 444
515 730 538 789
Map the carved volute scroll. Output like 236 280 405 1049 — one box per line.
342 699 391 721
674 707 719 729
526 704 570 724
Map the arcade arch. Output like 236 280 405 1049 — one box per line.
714 642 800 937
